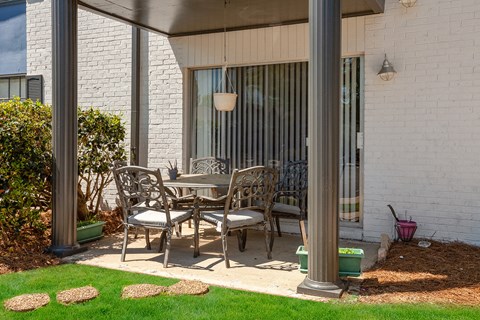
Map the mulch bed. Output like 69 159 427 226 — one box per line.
167 280 210 296
121 284 167 299
359 239 480 305
56 286 99 305
0 208 123 276
3 293 50 312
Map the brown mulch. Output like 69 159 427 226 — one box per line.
167 280 209 296
56 286 99 305
3 293 50 312
98 207 124 235
0 208 123 275
121 284 167 299
359 239 480 305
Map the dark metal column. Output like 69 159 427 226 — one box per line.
131 26 141 166
297 0 343 298
50 0 85 257
131 26 149 167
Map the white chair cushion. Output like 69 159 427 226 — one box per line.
271 202 301 216
201 209 265 229
128 209 192 227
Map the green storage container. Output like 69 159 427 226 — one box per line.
296 246 364 277
77 221 106 244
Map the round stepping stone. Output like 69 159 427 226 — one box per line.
121 284 167 299
167 280 209 296
56 286 99 305
4 293 50 312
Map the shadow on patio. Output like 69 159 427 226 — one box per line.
64 225 379 300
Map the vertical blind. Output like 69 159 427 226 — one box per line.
340 57 361 222
192 58 362 222
192 62 308 171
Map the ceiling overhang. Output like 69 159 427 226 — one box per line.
78 0 385 37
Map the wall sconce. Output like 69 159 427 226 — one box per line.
399 0 417 8
378 54 396 81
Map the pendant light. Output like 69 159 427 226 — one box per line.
213 0 237 112
377 54 397 81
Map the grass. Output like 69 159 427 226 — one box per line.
0 264 479 320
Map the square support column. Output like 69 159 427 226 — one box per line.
50 0 86 257
131 26 149 167
297 0 343 298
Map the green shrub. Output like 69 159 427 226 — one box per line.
0 98 51 244
0 99 126 247
77 107 126 221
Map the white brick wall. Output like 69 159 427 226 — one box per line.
26 0 480 245
363 0 480 245
26 0 184 208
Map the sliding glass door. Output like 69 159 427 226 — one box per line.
191 58 363 223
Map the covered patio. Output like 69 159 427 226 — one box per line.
65 225 379 300
49 0 385 298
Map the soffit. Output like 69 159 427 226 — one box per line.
79 0 385 37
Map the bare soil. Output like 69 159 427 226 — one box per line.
359 239 480 305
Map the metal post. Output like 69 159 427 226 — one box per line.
131 26 149 167
50 0 86 256
131 26 141 166
297 0 343 298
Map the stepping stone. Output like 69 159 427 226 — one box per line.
4 293 50 312
167 280 209 296
56 286 99 305
121 284 167 299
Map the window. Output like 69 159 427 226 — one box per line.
191 62 308 171
0 75 27 101
191 58 363 222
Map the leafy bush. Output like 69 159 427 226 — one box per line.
0 99 126 248
0 98 51 245
77 107 126 221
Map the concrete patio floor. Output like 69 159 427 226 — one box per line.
65 225 379 301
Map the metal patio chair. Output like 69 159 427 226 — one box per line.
113 165 194 267
190 157 230 175
193 166 278 268
271 160 308 246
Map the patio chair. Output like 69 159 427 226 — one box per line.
190 157 230 174
112 165 194 267
271 160 308 247
193 166 278 268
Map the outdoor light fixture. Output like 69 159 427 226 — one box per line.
377 54 396 81
214 0 237 112
399 0 417 8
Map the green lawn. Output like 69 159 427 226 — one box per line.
0 264 478 320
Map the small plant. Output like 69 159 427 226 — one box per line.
165 160 178 180
77 107 127 223
338 248 357 255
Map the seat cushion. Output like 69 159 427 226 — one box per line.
201 209 265 229
271 202 301 216
128 209 192 227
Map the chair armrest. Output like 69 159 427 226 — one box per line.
273 190 302 202
194 195 228 204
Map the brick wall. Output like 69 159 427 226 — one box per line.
363 0 480 245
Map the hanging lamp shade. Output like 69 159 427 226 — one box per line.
214 0 237 112
399 0 417 8
378 54 396 81
214 92 237 111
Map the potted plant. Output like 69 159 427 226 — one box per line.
76 107 126 243
296 246 365 277
166 160 179 180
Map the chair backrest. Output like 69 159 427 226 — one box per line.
279 160 308 193
112 165 171 224
224 166 278 216
190 157 230 174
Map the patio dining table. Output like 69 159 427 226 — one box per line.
163 174 231 189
